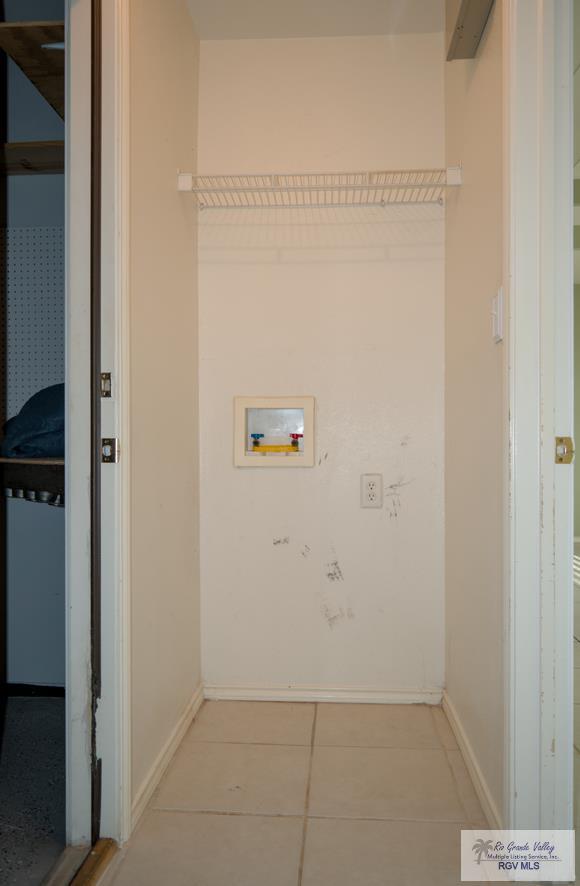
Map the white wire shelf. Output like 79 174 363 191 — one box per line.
177 167 462 210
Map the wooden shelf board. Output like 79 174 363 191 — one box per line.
1 140 64 175
0 458 65 498
0 21 64 119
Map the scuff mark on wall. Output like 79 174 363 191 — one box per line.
273 536 290 546
385 477 413 519
317 451 329 466
320 602 356 629
322 603 345 629
401 435 411 447
326 558 344 582
301 544 311 558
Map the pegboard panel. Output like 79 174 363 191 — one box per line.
0 226 64 417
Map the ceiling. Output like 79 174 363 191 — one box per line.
186 0 444 40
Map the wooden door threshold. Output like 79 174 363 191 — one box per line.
70 840 118 885
41 840 119 886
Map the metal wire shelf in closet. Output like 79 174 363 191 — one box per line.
177 167 462 210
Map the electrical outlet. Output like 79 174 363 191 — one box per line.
361 473 383 509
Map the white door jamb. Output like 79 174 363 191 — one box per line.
66 0 131 845
506 0 574 830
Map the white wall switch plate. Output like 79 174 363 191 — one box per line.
492 287 504 343
361 473 383 508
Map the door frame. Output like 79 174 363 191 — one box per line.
506 0 574 829
66 0 131 845
68 0 578 846
66 0 93 846
97 0 132 843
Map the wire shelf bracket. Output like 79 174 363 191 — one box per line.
177 166 462 210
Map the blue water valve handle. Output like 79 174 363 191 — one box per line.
251 433 264 447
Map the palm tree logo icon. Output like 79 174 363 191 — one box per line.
472 839 494 865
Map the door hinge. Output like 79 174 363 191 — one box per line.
555 436 575 464
100 372 112 398
101 438 120 463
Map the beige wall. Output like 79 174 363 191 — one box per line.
445 0 505 822
129 0 200 802
198 34 446 696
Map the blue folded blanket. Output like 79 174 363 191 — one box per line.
1 384 65 458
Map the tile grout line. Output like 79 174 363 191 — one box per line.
442 745 471 821
297 703 318 886
186 738 445 750
151 807 304 819
149 806 467 825
304 813 465 824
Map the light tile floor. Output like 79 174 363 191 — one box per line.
107 701 489 886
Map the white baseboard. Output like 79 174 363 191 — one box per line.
442 691 502 828
203 685 443 705
131 684 204 831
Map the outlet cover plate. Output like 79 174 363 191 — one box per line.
361 473 383 508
